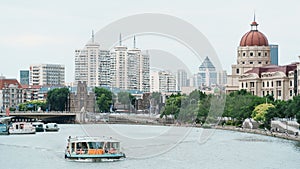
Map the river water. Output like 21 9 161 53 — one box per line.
0 124 300 169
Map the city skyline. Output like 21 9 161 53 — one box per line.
1 0 300 83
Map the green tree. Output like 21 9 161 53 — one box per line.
18 100 47 111
151 92 161 105
160 96 180 119
94 87 114 112
265 100 288 128
117 91 135 110
47 88 70 111
252 103 275 123
223 90 265 126
285 95 300 123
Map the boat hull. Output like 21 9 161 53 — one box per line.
65 153 126 162
9 130 36 134
35 127 45 132
45 128 59 132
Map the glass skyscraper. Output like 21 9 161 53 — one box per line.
270 44 278 65
20 70 29 85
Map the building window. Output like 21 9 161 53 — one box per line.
242 61 245 64
250 82 254 87
278 90 281 97
250 52 253 56
262 91 265 96
271 81 273 87
290 90 293 96
265 52 268 56
262 82 265 87
243 53 246 56
276 81 281 87
246 83 248 88
258 52 261 56
241 83 244 88
267 81 269 87
250 61 253 64
236 69 239 74
290 81 293 86
271 91 274 96
258 61 261 64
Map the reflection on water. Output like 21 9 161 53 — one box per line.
235 136 271 142
294 141 300 152
0 124 300 169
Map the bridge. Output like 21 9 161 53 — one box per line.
0 112 77 124
0 112 167 125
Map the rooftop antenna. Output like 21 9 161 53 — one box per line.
91 30 94 43
253 10 256 22
133 35 136 48
119 33 122 46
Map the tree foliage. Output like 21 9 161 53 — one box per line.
252 103 275 123
46 88 70 111
18 100 47 111
151 92 161 105
117 91 135 109
94 87 114 113
158 89 300 127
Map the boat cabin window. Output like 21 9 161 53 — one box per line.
71 143 75 153
76 142 88 150
105 142 120 154
88 142 104 149
76 142 88 154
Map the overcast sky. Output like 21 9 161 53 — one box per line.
1 0 300 83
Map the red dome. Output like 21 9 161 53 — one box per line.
240 30 269 46
239 21 268 46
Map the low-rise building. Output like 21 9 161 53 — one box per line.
0 77 23 111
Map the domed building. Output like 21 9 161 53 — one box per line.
226 18 271 93
226 17 300 100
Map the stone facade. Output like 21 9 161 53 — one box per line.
70 81 95 112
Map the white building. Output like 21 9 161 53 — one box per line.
30 64 65 86
110 45 150 92
150 69 176 93
0 77 23 111
177 69 188 91
75 34 150 92
74 36 111 87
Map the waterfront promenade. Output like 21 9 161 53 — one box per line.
214 125 300 142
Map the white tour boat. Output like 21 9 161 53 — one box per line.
9 122 36 134
45 123 59 132
32 121 45 132
64 136 126 162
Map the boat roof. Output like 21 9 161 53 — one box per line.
46 123 57 125
12 122 32 124
68 136 120 143
32 122 44 124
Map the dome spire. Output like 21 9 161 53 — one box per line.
250 12 258 31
